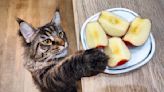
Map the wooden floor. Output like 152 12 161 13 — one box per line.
0 0 77 92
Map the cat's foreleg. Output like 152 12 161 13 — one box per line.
35 48 108 92
55 48 108 81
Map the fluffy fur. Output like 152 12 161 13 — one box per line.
17 10 108 92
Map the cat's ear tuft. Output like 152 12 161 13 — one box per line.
16 17 25 24
51 10 61 25
16 17 36 43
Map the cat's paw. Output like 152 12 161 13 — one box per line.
83 48 109 72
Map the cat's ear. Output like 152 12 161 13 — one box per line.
16 18 36 43
51 9 61 25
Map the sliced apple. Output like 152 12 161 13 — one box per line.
123 17 151 46
86 21 108 48
104 37 131 67
98 11 130 37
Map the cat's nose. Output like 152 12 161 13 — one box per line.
54 36 65 46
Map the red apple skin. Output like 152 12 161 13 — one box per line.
105 37 131 67
96 45 106 49
116 59 128 66
123 41 135 48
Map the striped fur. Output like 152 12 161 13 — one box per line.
17 11 108 92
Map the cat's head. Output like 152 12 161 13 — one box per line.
17 11 68 62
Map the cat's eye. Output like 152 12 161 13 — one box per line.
58 31 64 38
40 39 52 45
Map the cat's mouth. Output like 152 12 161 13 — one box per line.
53 42 68 59
55 48 68 58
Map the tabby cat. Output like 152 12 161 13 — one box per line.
17 10 108 92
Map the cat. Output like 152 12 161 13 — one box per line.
17 9 108 92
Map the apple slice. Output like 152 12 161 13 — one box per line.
98 11 130 37
86 21 108 48
104 37 131 67
123 17 151 46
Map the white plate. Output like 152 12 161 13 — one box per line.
81 8 155 74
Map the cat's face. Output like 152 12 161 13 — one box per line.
17 11 68 62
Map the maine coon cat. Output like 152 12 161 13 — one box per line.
17 10 108 92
